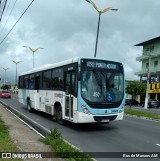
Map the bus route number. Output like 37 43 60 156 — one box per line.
87 61 95 68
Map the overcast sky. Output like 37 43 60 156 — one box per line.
0 0 160 85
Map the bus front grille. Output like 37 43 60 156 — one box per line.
93 115 117 122
88 102 121 109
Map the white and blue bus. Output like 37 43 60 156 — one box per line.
18 57 125 124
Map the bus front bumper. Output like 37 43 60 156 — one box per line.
77 111 124 123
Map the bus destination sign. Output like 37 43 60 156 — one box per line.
82 60 118 70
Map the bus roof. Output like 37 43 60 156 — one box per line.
20 57 80 76
19 57 123 76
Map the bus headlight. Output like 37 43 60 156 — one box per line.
81 104 91 115
119 104 125 113
119 109 124 113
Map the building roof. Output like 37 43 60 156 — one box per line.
135 36 160 46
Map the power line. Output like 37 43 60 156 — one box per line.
0 0 1 5
0 0 35 46
0 0 7 20
0 0 8 22
0 0 18 35
0 0 11 29
0 0 3 13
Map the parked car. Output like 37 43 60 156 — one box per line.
0 90 11 98
125 99 140 106
148 99 159 108
141 99 159 108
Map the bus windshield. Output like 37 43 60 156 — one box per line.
81 70 124 103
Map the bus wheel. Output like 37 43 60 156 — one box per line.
56 107 64 125
27 100 33 112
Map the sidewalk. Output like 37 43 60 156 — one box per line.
125 105 160 115
0 103 63 161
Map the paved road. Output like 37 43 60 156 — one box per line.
0 95 160 161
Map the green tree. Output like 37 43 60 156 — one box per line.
126 81 146 98
1 84 11 90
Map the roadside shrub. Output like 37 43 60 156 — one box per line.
41 128 93 161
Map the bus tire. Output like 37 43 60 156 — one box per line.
27 100 33 112
56 107 65 125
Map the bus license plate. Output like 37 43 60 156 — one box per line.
101 119 109 123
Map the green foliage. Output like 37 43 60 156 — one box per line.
126 81 146 96
50 128 62 139
41 128 93 161
1 84 11 90
125 109 160 120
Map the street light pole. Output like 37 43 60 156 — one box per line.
2 68 8 84
12 60 21 85
144 55 152 109
95 13 101 58
23 46 44 68
85 0 118 57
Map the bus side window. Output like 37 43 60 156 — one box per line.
65 72 77 96
24 76 29 89
29 74 35 89
19 76 24 89
65 73 70 95
71 73 77 96
35 76 40 90
51 68 63 90
42 70 52 89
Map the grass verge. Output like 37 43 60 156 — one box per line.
0 116 22 161
124 109 160 120
41 128 93 161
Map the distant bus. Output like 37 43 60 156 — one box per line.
18 57 125 124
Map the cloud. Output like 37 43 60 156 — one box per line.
0 0 160 84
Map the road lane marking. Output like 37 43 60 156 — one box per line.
156 144 160 146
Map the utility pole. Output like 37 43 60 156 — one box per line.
144 55 152 109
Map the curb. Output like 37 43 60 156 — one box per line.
0 100 50 137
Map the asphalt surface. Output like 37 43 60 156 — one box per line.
0 94 160 161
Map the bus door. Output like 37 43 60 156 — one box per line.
34 74 41 110
65 71 76 120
